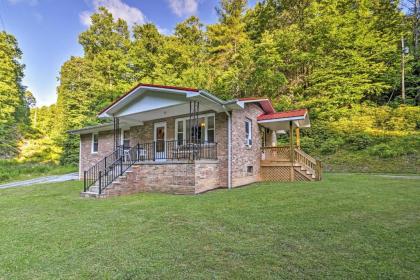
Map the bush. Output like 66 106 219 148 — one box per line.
319 137 344 155
368 143 398 158
300 136 316 154
344 134 374 151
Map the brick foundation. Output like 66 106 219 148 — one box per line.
101 160 220 197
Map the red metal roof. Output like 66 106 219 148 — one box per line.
257 109 308 121
98 83 200 115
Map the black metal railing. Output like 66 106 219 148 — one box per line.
83 147 123 192
83 141 218 194
136 140 218 161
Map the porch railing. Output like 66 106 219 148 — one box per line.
83 141 218 194
83 147 123 192
136 140 218 161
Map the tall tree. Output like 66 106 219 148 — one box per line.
0 31 30 157
207 0 254 99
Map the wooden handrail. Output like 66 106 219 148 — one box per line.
294 148 322 180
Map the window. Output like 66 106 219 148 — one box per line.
121 130 130 149
177 120 184 145
207 116 215 143
92 133 98 153
245 119 252 146
175 114 215 144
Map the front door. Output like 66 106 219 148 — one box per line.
154 122 166 160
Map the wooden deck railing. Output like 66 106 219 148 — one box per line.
261 145 291 161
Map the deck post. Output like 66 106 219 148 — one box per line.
296 127 300 149
289 121 295 181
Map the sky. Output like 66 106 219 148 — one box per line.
0 0 259 106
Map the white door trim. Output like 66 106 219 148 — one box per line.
153 122 167 160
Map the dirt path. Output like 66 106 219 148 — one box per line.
0 173 79 189
374 174 420 180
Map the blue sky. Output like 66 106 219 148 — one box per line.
0 0 259 106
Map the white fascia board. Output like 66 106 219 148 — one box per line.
257 116 305 124
242 99 268 104
198 90 225 104
67 123 113 135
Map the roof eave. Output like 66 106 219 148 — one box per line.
257 116 305 123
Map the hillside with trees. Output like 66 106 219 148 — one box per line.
1 0 419 173
0 31 33 158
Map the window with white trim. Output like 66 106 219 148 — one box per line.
92 133 98 153
245 119 252 146
176 120 184 145
121 130 130 149
175 114 215 144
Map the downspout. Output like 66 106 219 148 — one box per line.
222 105 232 190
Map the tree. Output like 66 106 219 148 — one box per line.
0 31 30 157
207 0 254 99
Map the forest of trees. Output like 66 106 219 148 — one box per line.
1 0 419 172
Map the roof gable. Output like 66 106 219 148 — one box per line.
98 83 200 118
114 91 187 117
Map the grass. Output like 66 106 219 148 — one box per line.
0 173 419 279
0 160 77 183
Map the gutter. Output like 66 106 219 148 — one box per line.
222 105 232 190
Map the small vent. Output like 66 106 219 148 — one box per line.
247 165 253 175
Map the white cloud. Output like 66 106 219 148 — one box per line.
80 0 146 27
157 26 172 35
168 0 198 17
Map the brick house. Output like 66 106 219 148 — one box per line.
69 84 322 198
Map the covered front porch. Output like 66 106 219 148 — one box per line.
259 109 322 181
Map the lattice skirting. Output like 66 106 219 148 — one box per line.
261 166 310 182
261 166 291 181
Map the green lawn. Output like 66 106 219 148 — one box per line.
0 160 76 183
0 174 419 279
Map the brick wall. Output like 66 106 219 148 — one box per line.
231 103 264 187
79 130 114 178
102 160 219 196
215 112 228 188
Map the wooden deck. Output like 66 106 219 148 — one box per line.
261 146 322 182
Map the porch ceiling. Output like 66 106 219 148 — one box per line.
117 101 220 124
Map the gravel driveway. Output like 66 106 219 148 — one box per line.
0 173 79 189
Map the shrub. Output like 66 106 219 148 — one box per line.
319 137 344 155
300 136 316 154
368 143 398 158
344 134 374 151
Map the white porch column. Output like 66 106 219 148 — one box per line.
270 130 277 147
